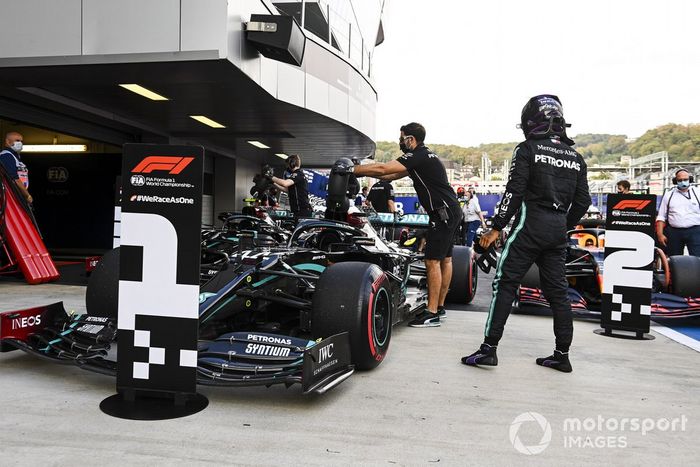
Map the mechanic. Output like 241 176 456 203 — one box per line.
353 122 461 327
462 188 486 247
462 95 590 372
355 185 368 207
271 154 312 219
0 131 32 204
616 179 631 194
367 179 396 214
656 168 700 257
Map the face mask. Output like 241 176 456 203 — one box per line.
11 141 22 152
677 180 690 189
399 142 409 154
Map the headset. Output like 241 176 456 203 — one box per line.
671 168 694 185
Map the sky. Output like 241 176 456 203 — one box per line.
371 0 700 147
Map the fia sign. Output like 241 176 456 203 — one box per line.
600 194 656 333
117 144 203 396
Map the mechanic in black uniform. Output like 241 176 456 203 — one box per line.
462 95 590 372
271 154 312 219
353 122 462 327
367 180 396 213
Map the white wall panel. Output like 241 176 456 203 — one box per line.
305 74 329 116
259 57 278 97
277 63 305 108
328 85 348 125
348 97 362 135
181 0 228 57
361 105 376 142
83 0 180 55
0 0 81 58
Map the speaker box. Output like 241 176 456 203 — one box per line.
246 14 306 66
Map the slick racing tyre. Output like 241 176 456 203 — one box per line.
85 247 120 321
669 255 700 298
311 262 392 370
446 246 478 304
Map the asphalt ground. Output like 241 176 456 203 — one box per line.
0 270 698 466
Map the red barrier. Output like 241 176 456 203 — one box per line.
1 178 59 284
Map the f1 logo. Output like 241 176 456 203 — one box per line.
612 200 651 211
132 156 194 175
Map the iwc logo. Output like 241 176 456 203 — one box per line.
130 175 146 187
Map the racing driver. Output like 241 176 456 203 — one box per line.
462 95 591 372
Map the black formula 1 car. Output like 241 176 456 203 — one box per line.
0 158 479 394
517 226 700 319
199 208 291 285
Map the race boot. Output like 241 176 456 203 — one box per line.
408 310 440 328
461 343 498 366
536 350 572 373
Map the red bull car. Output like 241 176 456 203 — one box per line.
517 227 700 319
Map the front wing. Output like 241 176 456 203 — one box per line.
518 287 700 319
0 302 354 395
518 286 592 315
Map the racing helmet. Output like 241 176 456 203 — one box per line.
519 94 574 144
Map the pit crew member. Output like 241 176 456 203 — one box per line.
353 122 462 327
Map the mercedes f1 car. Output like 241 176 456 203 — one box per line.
0 158 479 394
517 226 700 319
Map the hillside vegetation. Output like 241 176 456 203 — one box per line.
374 123 700 169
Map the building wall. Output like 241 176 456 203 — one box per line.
0 0 376 141
214 156 237 222
213 155 259 218
0 0 378 220
233 157 259 212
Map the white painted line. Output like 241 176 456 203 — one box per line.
651 324 700 352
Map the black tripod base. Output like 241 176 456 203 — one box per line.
593 328 655 340
100 392 209 420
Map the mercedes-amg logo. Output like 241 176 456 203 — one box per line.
509 412 552 455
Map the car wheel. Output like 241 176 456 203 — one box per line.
311 262 392 370
446 246 478 304
669 255 700 297
85 247 120 321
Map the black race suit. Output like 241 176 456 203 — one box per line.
397 144 462 260
367 180 395 213
485 137 590 352
285 169 312 218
